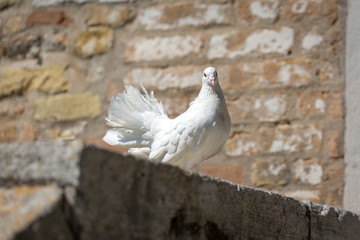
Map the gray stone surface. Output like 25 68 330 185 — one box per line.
75 147 360 240
0 141 83 186
345 0 360 214
1 142 360 239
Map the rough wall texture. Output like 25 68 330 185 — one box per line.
344 0 360 214
0 0 346 208
0 141 359 240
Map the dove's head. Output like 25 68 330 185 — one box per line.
202 67 218 87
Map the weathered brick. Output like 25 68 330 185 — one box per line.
207 27 293 59
284 190 321 203
4 15 23 34
124 66 202 91
0 185 62 240
158 96 190 118
43 33 67 51
200 165 245 184
33 92 101 121
0 35 41 59
328 131 341 158
292 158 323 185
47 121 87 140
324 0 340 25
329 93 342 119
302 33 323 51
106 81 120 101
0 100 25 118
125 35 204 62
235 0 279 24
326 160 344 181
330 28 340 54
88 5 132 26
26 10 72 26
32 0 89 7
250 158 287 187
138 2 231 30
225 128 270 156
323 160 344 207
269 124 322 153
19 124 38 143
318 61 339 82
282 0 323 21
219 59 312 91
323 182 343 208
0 65 68 97
226 124 322 156
297 92 327 117
86 65 105 83
228 93 287 123
0 125 16 143
74 27 113 57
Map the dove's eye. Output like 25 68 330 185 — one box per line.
204 73 207 77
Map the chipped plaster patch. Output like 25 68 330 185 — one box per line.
302 34 323 50
293 158 323 185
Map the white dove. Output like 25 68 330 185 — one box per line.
103 67 231 169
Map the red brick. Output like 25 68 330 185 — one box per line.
297 92 327 117
225 124 322 157
317 61 339 82
208 27 294 59
125 35 204 62
158 96 190 118
124 66 202 91
219 59 312 91
250 158 287 187
88 5 132 26
292 158 323 185
0 125 16 143
138 2 231 30
106 81 120 101
235 0 279 25
328 131 341 158
329 93 343 119
200 165 245 184
26 10 72 26
228 93 287 123
19 124 38 143
324 0 340 25
281 0 323 21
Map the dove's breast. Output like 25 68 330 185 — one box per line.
178 93 231 168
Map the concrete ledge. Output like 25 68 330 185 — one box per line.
0 141 359 239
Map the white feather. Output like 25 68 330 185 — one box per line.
103 67 231 169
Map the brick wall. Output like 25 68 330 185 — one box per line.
0 0 345 208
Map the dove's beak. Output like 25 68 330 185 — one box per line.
210 78 215 86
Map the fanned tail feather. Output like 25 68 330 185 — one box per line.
103 84 168 150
